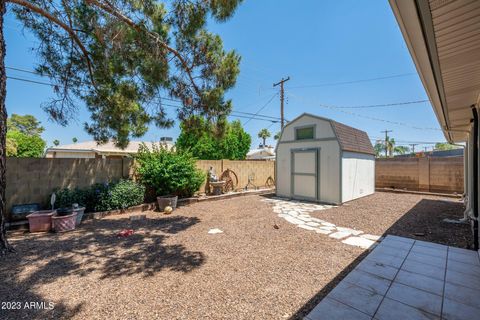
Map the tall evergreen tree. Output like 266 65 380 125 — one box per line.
0 0 242 255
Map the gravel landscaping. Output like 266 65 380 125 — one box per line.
0 192 469 319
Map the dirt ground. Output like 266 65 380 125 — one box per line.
0 192 470 320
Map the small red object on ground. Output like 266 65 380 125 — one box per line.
117 229 134 237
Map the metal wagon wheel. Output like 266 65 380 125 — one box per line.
265 176 275 188
220 169 239 192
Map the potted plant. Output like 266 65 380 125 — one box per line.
135 144 204 211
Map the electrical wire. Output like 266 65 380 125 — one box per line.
243 93 279 125
288 72 417 89
287 92 441 131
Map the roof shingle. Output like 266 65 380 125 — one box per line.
331 121 375 155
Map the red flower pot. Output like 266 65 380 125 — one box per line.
26 210 57 233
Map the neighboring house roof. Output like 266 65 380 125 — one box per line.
247 147 275 157
45 140 172 155
281 113 375 155
330 121 375 155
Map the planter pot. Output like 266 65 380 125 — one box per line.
26 210 56 233
157 195 178 211
72 207 86 226
52 212 77 232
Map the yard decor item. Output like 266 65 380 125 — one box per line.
52 209 77 232
11 203 41 221
117 229 134 237
164 206 173 214
26 210 57 233
157 196 178 212
220 169 239 192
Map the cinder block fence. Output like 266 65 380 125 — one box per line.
375 156 464 194
5 156 464 220
5 157 275 219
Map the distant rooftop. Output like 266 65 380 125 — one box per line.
46 139 173 154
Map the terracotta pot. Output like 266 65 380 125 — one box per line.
52 212 77 232
157 195 178 211
26 210 57 233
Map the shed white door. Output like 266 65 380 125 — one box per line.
291 149 318 200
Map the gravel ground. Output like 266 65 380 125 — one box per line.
311 191 471 248
0 192 469 320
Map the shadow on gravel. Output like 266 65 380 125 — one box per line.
382 198 471 248
0 214 204 319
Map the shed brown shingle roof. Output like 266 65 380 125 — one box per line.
331 121 375 155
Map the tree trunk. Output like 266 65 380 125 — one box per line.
0 1 14 256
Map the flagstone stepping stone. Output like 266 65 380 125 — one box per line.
315 229 332 235
309 217 325 223
277 214 290 219
208 228 223 234
342 236 375 249
336 227 363 236
284 216 305 225
306 221 320 227
329 231 351 239
298 224 316 231
360 234 382 241
319 226 336 231
297 215 312 221
288 210 299 216
321 222 336 227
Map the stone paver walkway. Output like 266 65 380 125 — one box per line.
263 197 382 249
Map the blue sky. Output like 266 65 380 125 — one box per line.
4 1 447 151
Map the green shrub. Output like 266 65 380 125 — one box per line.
54 187 95 212
95 180 145 211
52 180 145 212
135 143 205 198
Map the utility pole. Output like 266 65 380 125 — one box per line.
273 77 290 128
381 130 393 157
409 143 418 154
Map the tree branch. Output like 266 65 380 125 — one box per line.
85 0 202 98
7 0 97 88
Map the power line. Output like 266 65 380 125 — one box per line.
323 99 429 109
243 93 279 125
287 92 441 131
7 71 285 124
288 72 417 89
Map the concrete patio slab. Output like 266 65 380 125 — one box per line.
306 235 480 320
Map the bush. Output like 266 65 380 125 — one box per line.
135 143 205 198
95 180 145 211
54 187 96 212
52 180 145 212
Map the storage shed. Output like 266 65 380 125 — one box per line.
275 113 375 204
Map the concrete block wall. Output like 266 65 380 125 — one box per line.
5 158 275 218
5 158 133 218
194 159 275 193
375 156 464 194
